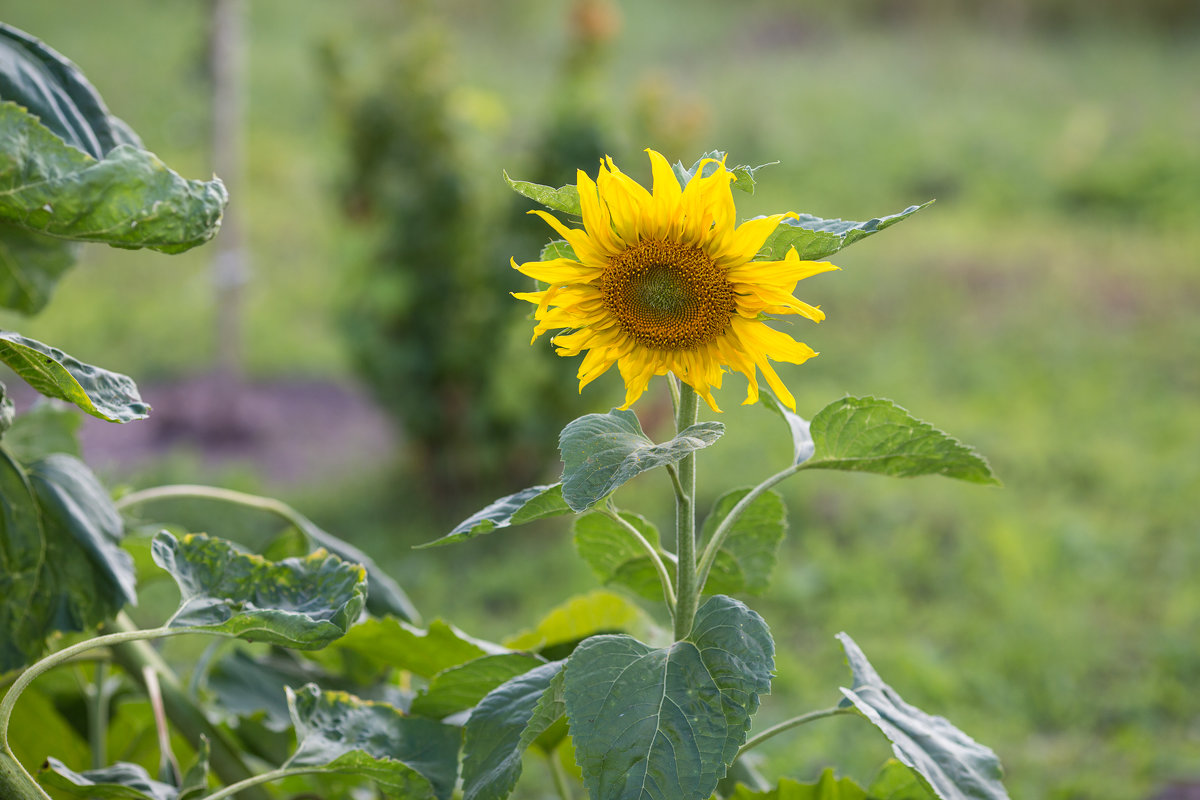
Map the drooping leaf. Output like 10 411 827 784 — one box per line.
207 647 334 732
151 531 366 649
38 757 177 800
504 589 653 654
2 400 82 459
559 408 724 511
0 331 149 422
797 397 999 485
837 634 1009 800
573 511 665 601
867 760 938 800
727 771 869 800
0 23 140 160
700 488 787 596
756 202 933 262
419 483 573 549
0 221 76 314
672 151 774 195
286 684 461 800
461 661 566 800
503 170 581 216
760 392 815 466
410 652 547 720
563 595 774 800
0 101 227 253
0 449 135 671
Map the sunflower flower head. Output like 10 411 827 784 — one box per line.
512 149 838 412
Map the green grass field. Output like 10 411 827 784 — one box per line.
2 2 1198 797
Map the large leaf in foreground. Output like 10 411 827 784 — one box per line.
0 331 149 422
559 408 724 511
286 684 461 800
563 595 774 800
756 202 933 262
419 483 572 549
151 531 366 649
461 661 566 800
837 634 1009 800
0 449 136 671
798 397 999 485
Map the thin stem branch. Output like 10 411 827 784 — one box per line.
0 626 181 750
664 464 687 505
116 484 302 525
87 662 111 770
602 504 676 611
199 765 332 800
695 462 803 595
672 383 701 641
738 707 855 756
545 750 573 800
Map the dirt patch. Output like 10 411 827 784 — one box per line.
8 374 399 488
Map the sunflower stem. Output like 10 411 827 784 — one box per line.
672 383 701 641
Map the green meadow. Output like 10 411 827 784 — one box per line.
1 2 1197 797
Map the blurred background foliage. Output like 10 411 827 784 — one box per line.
0 0 1197 797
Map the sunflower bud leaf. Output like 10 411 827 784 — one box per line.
757 200 934 262
503 171 581 216
672 151 774 194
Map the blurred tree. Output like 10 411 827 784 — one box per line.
328 3 627 510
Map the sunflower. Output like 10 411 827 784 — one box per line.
512 150 838 412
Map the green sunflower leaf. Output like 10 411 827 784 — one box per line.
418 483 572 548
309 616 507 682
38 758 178 800
727 771 869 800
286 684 461 800
0 222 77 314
504 589 654 655
539 239 577 262
868 760 938 800
797 397 999 485
0 450 135 672
461 660 566 800
573 511 665 601
1 401 82 460
0 381 11 435
837 634 1009 800
700 488 787 596
673 151 774 195
559 408 724 512
503 171 581 217
410 652 547 720
563 595 774 800
151 531 366 649
756 201 933 262
0 331 149 422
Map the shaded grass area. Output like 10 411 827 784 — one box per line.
1 2 1197 798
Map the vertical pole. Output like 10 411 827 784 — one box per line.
210 0 247 411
